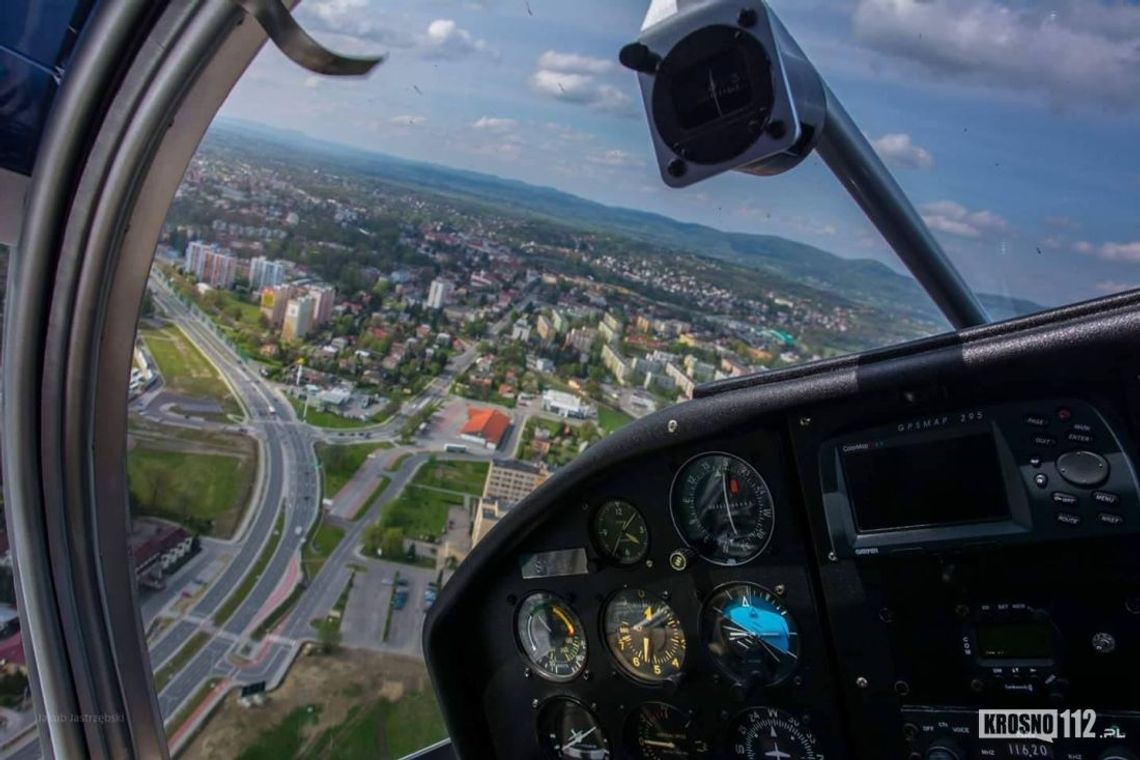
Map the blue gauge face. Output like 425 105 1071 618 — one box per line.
701 583 800 687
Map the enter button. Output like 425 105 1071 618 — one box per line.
1056 450 1110 488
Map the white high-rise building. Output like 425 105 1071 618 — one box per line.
249 256 287 289
427 278 454 310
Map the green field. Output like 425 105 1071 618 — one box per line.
289 396 385 429
316 442 394 500
127 435 256 538
378 486 461 541
597 405 634 434
302 520 345 578
411 458 488 495
140 325 241 417
236 705 323 760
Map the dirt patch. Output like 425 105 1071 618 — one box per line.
179 648 430 760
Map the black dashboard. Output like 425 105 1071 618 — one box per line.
424 297 1140 760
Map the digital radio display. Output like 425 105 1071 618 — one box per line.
975 621 1053 660
842 432 1010 533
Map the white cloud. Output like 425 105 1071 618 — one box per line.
920 200 1010 239
870 133 933 170
536 51 614 75
297 0 412 48
852 0 1140 108
471 117 517 131
529 70 630 113
1075 240 1140 262
303 76 322 89
389 114 427 126
586 149 642 168
419 18 497 60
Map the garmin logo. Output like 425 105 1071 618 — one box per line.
897 415 950 433
841 443 870 453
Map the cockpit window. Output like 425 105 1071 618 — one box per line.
111 2 1140 759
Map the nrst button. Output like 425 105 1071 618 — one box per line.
1098 512 1124 526
1056 450 1110 487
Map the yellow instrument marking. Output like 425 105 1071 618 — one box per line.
551 606 575 636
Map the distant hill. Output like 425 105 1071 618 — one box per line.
211 118 1039 324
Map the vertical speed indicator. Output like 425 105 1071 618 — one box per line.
670 453 775 565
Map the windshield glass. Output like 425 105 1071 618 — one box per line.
114 3 1140 760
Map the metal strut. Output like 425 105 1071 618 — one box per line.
230 0 386 76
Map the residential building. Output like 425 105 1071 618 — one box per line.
129 519 194 590
565 326 597 353
260 284 292 326
536 314 555 342
309 284 337 326
282 295 315 340
550 309 567 334
249 256 287 289
460 407 512 450
472 498 510 546
666 361 697 399
598 319 621 344
510 319 531 342
185 241 238 288
482 459 549 504
427 278 454 309
602 343 636 385
602 311 624 332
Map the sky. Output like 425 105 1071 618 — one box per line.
218 0 1140 309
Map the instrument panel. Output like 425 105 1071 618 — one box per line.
425 310 1140 760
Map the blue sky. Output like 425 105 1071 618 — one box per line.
219 0 1140 308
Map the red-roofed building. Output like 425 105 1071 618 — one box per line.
460 407 512 450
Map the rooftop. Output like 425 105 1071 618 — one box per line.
460 407 511 448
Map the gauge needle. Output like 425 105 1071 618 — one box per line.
624 532 641 543
722 469 738 535
643 635 650 661
643 740 677 749
708 67 723 116
564 726 597 750
613 513 637 553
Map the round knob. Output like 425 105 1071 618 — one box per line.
924 739 964 760
1099 748 1139 760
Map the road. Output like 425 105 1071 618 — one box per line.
142 279 323 723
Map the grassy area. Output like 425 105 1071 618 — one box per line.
351 476 391 522
597 404 634 434
317 442 394 500
214 512 284 626
127 432 256 538
288 396 384 430
140 325 241 417
378 486 461 541
411 457 488 495
519 416 601 468
385 453 412 473
153 631 210 692
302 520 345 579
236 705 323 760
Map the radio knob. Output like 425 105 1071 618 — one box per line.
924 739 965 760
1099 749 1139 760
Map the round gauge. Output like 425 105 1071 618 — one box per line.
515 592 588 682
670 452 775 565
591 500 649 566
702 583 800 687
603 589 687 683
726 707 821 760
537 698 611 760
624 702 711 759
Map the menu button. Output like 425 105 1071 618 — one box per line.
1093 491 1120 506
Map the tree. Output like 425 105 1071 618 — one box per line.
381 527 405 560
315 619 341 653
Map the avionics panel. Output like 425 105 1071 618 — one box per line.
818 399 1140 558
